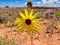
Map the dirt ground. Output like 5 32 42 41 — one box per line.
0 20 60 45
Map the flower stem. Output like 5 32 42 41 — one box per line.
30 32 34 45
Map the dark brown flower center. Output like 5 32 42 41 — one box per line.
25 19 31 25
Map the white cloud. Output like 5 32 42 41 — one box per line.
34 0 60 7
24 2 27 7
42 0 59 4
36 1 41 5
42 0 48 4
47 0 58 4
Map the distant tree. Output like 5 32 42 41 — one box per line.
5 6 9 8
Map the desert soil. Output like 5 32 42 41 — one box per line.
0 20 60 45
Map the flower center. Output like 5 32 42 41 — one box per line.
25 19 31 25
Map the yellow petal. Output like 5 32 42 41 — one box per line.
19 23 27 32
32 23 40 29
19 11 26 19
29 9 34 19
15 18 21 24
32 19 40 23
32 12 39 19
19 25 25 32
16 26 24 32
16 23 25 31
24 9 28 18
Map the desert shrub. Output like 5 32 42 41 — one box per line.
50 16 53 19
0 15 4 23
3 20 9 26
0 17 2 23
3 19 15 27
55 11 60 17
45 13 49 19
51 20 57 26
0 36 18 45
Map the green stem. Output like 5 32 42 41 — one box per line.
30 32 34 45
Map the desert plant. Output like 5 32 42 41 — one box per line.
14 9 40 45
55 11 60 17
0 15 4 24
45 13 49 19
0 17 2 23
0 36 18 45
46 20 57 35
51 20 57 27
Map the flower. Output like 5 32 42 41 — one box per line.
15 9 40 34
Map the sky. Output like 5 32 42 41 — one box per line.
0 0 60 7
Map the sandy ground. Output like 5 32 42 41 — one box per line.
0 20 60 45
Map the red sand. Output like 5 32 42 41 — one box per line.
0 21 60 45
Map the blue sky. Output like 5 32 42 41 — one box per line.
0 0 60 7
